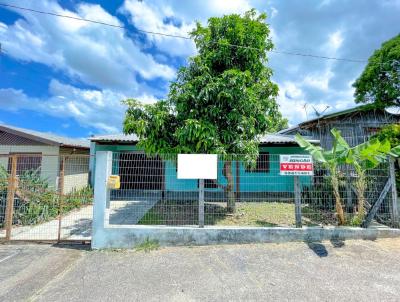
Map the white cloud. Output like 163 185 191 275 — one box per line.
1 0 175 94
121 0 252 57
120 0 196 57
327 30 344 53
270 7 278 18
136 94 159 104
277 77 355 126
303 70 334 91
0 80 131 133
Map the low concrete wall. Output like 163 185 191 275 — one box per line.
92 152 400 249
92 225 400 249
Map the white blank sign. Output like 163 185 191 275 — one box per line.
177 154 218 179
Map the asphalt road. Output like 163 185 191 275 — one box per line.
1 239 400 301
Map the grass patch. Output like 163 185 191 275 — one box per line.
135 237 160 253
212 202 296 227
138 200 328 227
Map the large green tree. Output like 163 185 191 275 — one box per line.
353 34 400 107
123 10 287 213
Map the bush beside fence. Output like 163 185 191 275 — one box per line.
0 154 93 241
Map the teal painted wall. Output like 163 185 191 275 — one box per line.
165 146 310 192
92 144 138 185
92 143 311 192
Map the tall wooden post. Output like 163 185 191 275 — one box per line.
389 156 398 226
199 179 205 228
5 155 17 240
57 156 65 242
294 176 302 228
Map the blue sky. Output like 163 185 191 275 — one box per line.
0 0 399 138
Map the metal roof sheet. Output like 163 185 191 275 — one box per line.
279 105 373 133
90 133 318 145
0 124 90 148
260 134 318 144
90 133 139 142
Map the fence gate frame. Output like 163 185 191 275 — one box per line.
4 154 17 240
362 156 399 228
1 153 92 243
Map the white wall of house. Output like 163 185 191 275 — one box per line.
0 145 60 189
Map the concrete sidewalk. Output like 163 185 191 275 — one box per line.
0 205 93 241
1 238 400 301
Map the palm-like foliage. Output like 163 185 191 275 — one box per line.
296 129 400 225
343 138 400 221
295 129 348 225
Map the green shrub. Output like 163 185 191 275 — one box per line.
373 124 400 195
0 166 93 226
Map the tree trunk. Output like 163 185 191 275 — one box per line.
331 175 346 225
354 172 366 219
224 161 235 213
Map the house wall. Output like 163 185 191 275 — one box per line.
0 145 60 189
59 147 90 193
164 146 310 193
92 143 311 193
292 110 400 149
0 145 90 193
91 143 138 186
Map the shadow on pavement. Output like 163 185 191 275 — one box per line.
306 241 329 257
51 243 91 251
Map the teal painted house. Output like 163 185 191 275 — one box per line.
89 134 318 199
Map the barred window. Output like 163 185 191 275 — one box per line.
246 152 270 173
8 153 42 175
198 179 219 189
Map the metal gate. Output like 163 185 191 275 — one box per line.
0 154 92 242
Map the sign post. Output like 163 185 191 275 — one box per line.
280 154 314 228
198 179 205 228
293 176 302 228
177 154 218 228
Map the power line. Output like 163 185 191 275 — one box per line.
0 2 191 39
269 49 365 63
0 2 372 63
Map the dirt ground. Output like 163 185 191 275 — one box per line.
1 238 400 301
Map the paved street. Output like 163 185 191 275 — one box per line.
1 239 400 301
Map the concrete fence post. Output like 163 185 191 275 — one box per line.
294 176 302 228
389 156 398 226
199 179 205 228
92 151 112 249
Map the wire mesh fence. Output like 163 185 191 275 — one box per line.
106 152 399 229
0 154 93 241
1 150 398 241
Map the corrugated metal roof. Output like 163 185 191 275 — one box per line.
0 124 90 148
277 126 300 135
279 105 400 133
279 105 370 134
90 133 318 144
90 133 139 142
259 134 318 144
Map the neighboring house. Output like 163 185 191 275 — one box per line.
279 105 400 149
89 133 318 198
0 124 90 193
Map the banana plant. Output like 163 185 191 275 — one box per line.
295 129 349 225
343 138 400 222
296 129 400 225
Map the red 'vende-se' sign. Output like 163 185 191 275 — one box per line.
279 154 314 176
280 163 313 171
